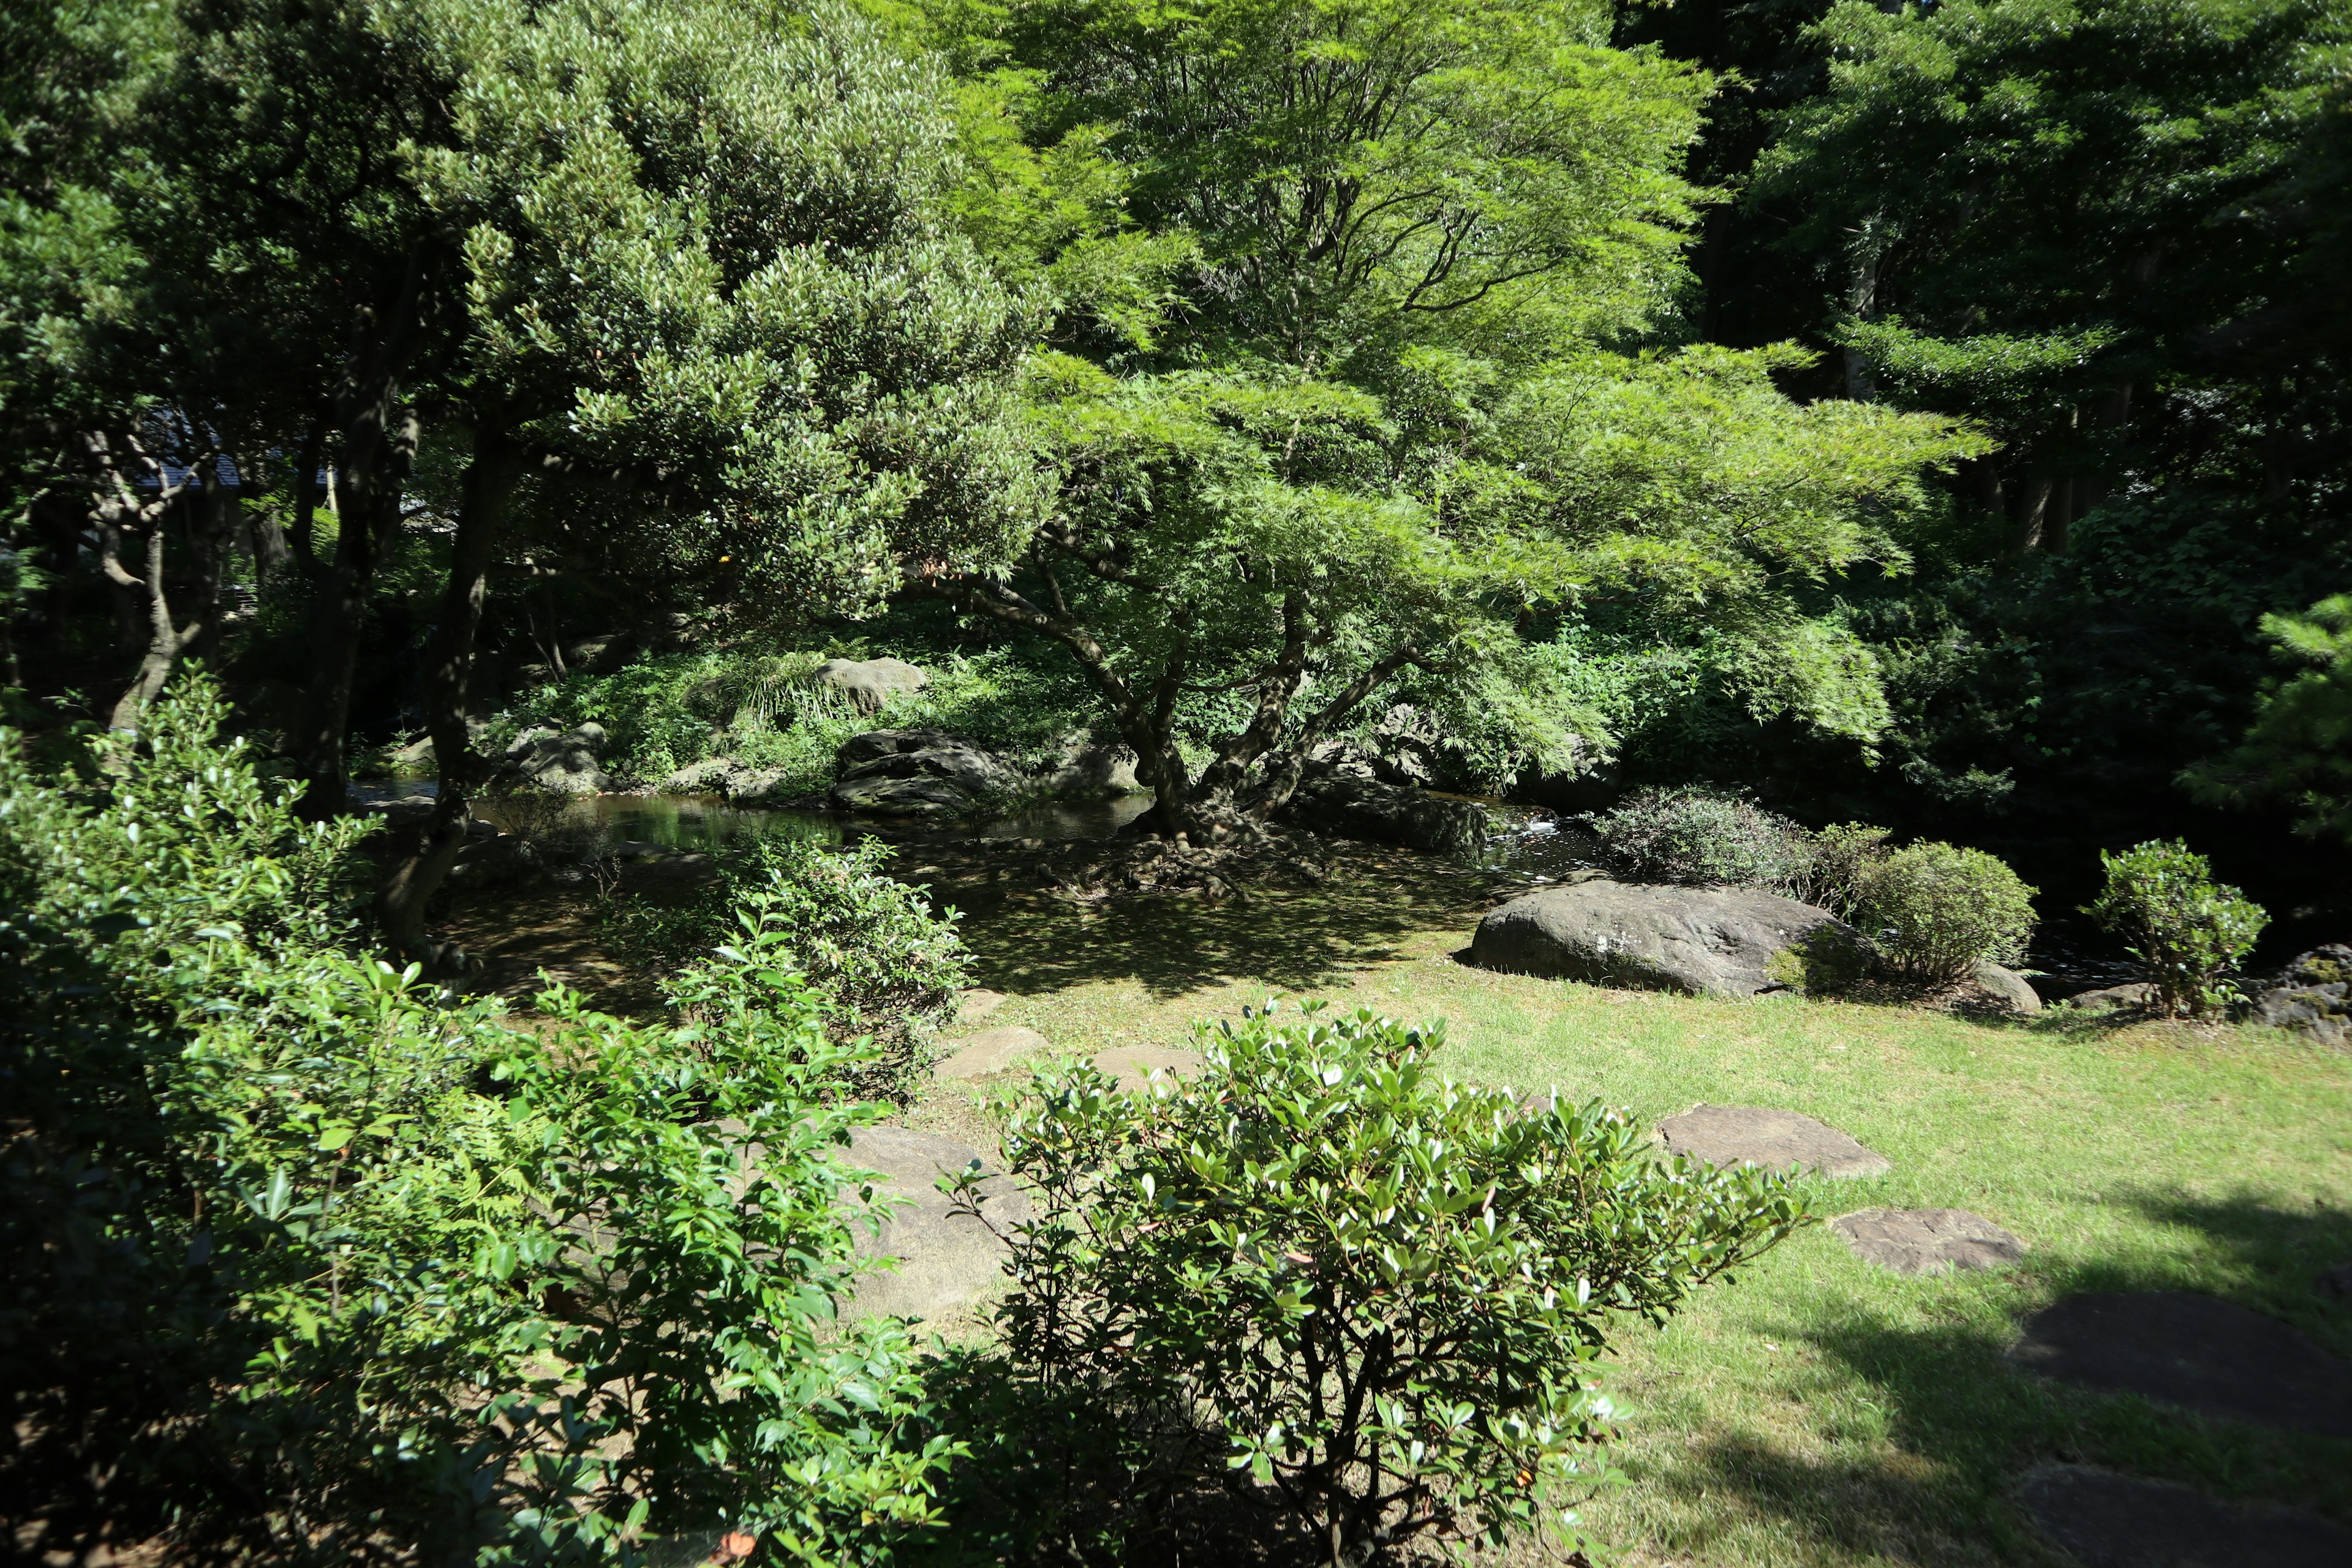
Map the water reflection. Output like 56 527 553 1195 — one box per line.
448 785 1159 852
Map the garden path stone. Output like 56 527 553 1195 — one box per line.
2011 1292 2352 1437
2016 1463 2352 1568
935 1025 1049 1080
956 988 1009 1022
839 1127 1028 1323
1657 1104 1891 1178
1469 880 1852 997
1091 1044 1203 1095
1831 1208 2024 1275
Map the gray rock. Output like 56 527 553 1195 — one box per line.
1831 1208 2025 1275
1029 733 1142 797
936 1026 1049 1080
658 754 794 804
1280 771 1488 853
2018 1463 2352 1568
838 1126 1029 1323
957 988 1009 1023
1091 1045 1203 1095
2013 1292 2352 1437
1967 960 2043 1016
1365 704 1467 791
1659 1104 1891 1178
2252 944 2352 1045
832 728 1023 816
502 723 612 794
1469 878 1852 998
2069 981 2157 1012
814 657 929 716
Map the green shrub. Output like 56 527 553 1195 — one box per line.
1849 841 2037 984
0 682 952 1564
2084 839 2269 1017
1589 786 1816 893
1786 821 1892 918
935 1003 1809 1564
602 835 968 1102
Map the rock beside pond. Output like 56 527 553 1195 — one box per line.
2067 981 2156 1012
658 754 797 804
832 729 1024 815
838 1126 1028 1323
1280 770 1487 853
1028 733 1142 797
814 657 929 715
1964 960 2042 1016
1469 878 1850 998
2251 944 2352 1045
501 723 612 794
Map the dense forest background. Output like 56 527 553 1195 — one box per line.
6 0 2348 954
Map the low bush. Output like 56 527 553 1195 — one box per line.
1589 786 1816 894
932 1003 1810 1564
601 834 969 1101
2085 839 2269 1017
0 682 953 1564
1849 841 2037 984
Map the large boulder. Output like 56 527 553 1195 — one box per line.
2252 945 2351 1046
832 728 1023 815
500 723 612 794
815 657 929 716
658 754 799 805
1280 770 1488 853
1028 733 1142 798
1469 878 1852 997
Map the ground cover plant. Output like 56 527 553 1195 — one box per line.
933 1004 1809 1564
0 683 954 1564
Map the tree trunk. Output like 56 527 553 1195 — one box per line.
107 529 202 731
377 423 526 965
1841 218 1885 402
2015 476 2056 554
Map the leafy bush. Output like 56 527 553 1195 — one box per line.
2182 594 2352 844
935 1003 1809 1564
1786 821 1892 918
0 682 952 1564
1849 841 2037 984
2085 839 2269 1017
603 835 969 1101
1590 785 1816 893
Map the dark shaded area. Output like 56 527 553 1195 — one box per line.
2018 1462 2352 1568
2011 1292 2352 1439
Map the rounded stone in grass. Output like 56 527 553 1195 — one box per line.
1657 1104 1891 1178
839 1126 1029 1324
2017 1463 2352 1568
2011 1292 2352 1438
1831 1208 2024 1275
935 1025 1049 1080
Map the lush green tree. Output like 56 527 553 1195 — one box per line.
2183 594 2352 842
912 0 1979 839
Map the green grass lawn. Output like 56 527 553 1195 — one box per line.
928 891 2352 1567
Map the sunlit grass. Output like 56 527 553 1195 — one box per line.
946 911 2352 1567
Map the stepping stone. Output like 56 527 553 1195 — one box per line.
1090 1044 1203 1095
2318 1261 2352 1302
1657 1104 1891 1178
2012 1292 2352 1437
936 1025 1049 1080
2017 1463 2352 1568
1831 1208 2024 1275
837 1126 1030 1322
957 987 1009 1023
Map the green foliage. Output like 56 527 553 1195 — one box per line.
2084 838 2268 1016
936 1003 1809 1563
2182 594 2352 842
1850 841 2037 984
603 835 970 1103
1591 786 1818 894
0 680 953 1562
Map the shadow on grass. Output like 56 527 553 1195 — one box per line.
950 848 1496 1000
1621 1195 2352 1566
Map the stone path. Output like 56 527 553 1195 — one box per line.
839 1126 1030 1322
1831 1208 2025 1275
1657 1104 1891 1178
956 987 1008 1023
2017 1463 2352 1568
935 1025 1049 1080
1090 1044 1203 1095
2012 1292 2352 1437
